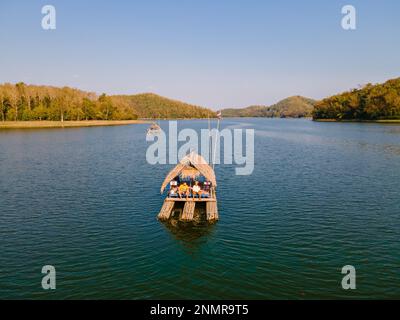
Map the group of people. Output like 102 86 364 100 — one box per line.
169 180 210 199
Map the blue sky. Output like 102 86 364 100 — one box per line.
0 0 399 108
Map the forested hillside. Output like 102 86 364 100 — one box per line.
111 93 212 119
0 83 213 121
0 83 136 121
221 105 268 117
313 78 400 120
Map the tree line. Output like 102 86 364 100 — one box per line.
313 78 400 120
0 83 213 121
0 83 137 121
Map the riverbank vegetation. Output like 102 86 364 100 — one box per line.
0 83 213 122
313 78 400 121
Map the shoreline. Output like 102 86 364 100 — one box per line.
2 118 399 130
0 120 150 130
313 119 400 123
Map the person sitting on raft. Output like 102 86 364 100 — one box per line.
192 181 202 198
169 186 178 197
178 182 189 199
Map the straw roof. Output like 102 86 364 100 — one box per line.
160 151 217 193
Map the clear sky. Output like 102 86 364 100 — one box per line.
0 0 399 109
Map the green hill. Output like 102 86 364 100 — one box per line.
222 105 268 117
222 96 316 118
267 96 316 118
313 77 400 120
111 93 213 119
0 83 214 121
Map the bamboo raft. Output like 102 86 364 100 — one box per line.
158 151 219 223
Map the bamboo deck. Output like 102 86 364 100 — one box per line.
158 198 219 222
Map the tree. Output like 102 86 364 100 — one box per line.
0 87 4 122
82 98 95 120
1 83 18 121
98 93 114 120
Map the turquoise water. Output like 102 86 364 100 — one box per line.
1 119 400 299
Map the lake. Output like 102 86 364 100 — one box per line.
1 118 400 299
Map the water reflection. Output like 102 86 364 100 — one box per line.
161 219 216 254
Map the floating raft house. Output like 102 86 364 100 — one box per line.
158 151 219 222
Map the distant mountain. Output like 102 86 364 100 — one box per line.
111 93 213 119
222 105 268 118
267 96 316 118
222 96 316 118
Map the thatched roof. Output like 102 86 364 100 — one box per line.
148 122 161 130
160 151 217 193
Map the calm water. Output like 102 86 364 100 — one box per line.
1 119 400 299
